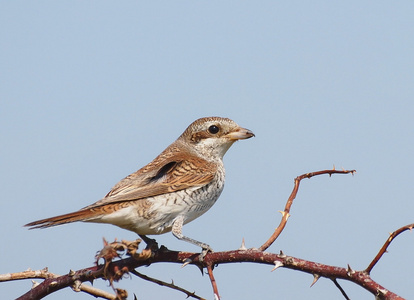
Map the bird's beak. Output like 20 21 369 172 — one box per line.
226 127 255 141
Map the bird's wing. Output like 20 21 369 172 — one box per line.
24 149 217 229
83 152 217 209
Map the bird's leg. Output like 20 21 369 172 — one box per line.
139 234 159 251
172 216 213 260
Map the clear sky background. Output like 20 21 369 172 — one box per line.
1 2 414 299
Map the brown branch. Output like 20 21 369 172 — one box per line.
0 267 117 299
7 168 409 300
200 250 403 300
206 264 220 300
259 168 356 251
15 266 105 300
130 269 205 300
11 247 404 300
365 223 414 274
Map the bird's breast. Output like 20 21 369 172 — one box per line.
97 165 226 236
147 166 226 233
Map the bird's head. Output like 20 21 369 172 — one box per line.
178 117 255 161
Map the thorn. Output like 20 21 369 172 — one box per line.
159 245 169 252
376 288 387 298
347 264 355 277
68 269 76 276
278 250 286 258
310 274 320 287
342 167 345 171
31 280 40 289
271 261 284 272
333 164 336 170
238 238 247 250
278 210 290 220
181 258 192 268
197 264 204 275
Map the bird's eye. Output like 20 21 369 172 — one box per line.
208 125 220 134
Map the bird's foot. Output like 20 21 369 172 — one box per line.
199 245 213 262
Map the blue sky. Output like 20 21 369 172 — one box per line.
1 1 414 299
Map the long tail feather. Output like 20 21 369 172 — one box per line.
24 209 96 229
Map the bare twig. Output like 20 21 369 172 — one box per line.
75 282 117 300
0 267 57 282
259 168 356 251
206 264 220 300
130 269 205 300
365 223 414 274
331 278 350 300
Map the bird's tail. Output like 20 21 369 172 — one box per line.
24 209 95 229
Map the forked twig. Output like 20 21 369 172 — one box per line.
259 168 356 251
365 223 414 274
0 269 116 299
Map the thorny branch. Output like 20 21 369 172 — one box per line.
1 168 411 300
6 246 405 300
259 168 356 251
365 223 414 274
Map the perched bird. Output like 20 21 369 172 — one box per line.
25 117 254 253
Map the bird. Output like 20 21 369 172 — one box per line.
25 117 254 253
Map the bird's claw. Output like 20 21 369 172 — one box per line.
199 246 213 262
